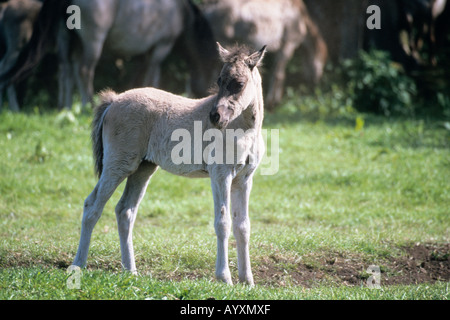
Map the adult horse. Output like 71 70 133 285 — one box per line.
71 43 267 285
304 0 367 64
202 0 327 110
1 0 219 109
0 0 42 112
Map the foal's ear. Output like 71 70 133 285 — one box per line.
217 42 230 62
245 45 267 70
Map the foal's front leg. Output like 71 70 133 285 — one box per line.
211 173 233 285
231 174 254 286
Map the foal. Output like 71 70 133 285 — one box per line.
71 43 266 285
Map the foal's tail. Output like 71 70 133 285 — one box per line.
91 89 117 179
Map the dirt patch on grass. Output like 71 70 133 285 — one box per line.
254 243 450 287
1 243 448 288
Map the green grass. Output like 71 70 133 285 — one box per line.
0 268 448 300
0 103 449 300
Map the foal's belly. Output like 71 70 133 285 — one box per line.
146 150 210 179
174 169 210 179
160 163 210 179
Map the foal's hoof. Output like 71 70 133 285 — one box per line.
124 269 138 276
239 274 254 287
242 279 255 287
216 273 233 285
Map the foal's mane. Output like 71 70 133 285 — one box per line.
220 44 254 63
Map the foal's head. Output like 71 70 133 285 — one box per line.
210 43 266 129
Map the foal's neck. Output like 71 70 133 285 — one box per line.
242 96 264 132
247 71 265 132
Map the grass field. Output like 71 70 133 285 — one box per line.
0 101 449 300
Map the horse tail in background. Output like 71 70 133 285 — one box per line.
0 0 69 86
91 89 117 179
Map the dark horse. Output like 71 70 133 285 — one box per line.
0 0 42 112
0 0 219 109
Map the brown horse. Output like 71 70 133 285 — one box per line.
71 43 267 285
202 0 327 110
0 0 219 109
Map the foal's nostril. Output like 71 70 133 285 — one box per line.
210 111 220 124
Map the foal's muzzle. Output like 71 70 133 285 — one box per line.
210 105 232 129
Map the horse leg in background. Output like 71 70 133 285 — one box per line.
59 62 74 110
72 35 106 108
265 41 297 110
141 41 176 87
210 170 233 285
115 161 158 273
0 55 20 112
74 46 102 108
6 85 19 112
0 62 19 113
57 26 74 110
231 173 255 286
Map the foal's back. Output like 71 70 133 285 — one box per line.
104 87 215 130
102 87 216 177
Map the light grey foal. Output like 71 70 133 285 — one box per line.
71 43 267 285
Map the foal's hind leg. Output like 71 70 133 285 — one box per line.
72 171 127 268
115 161 158 274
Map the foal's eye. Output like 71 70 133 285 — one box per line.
227 80 244 94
